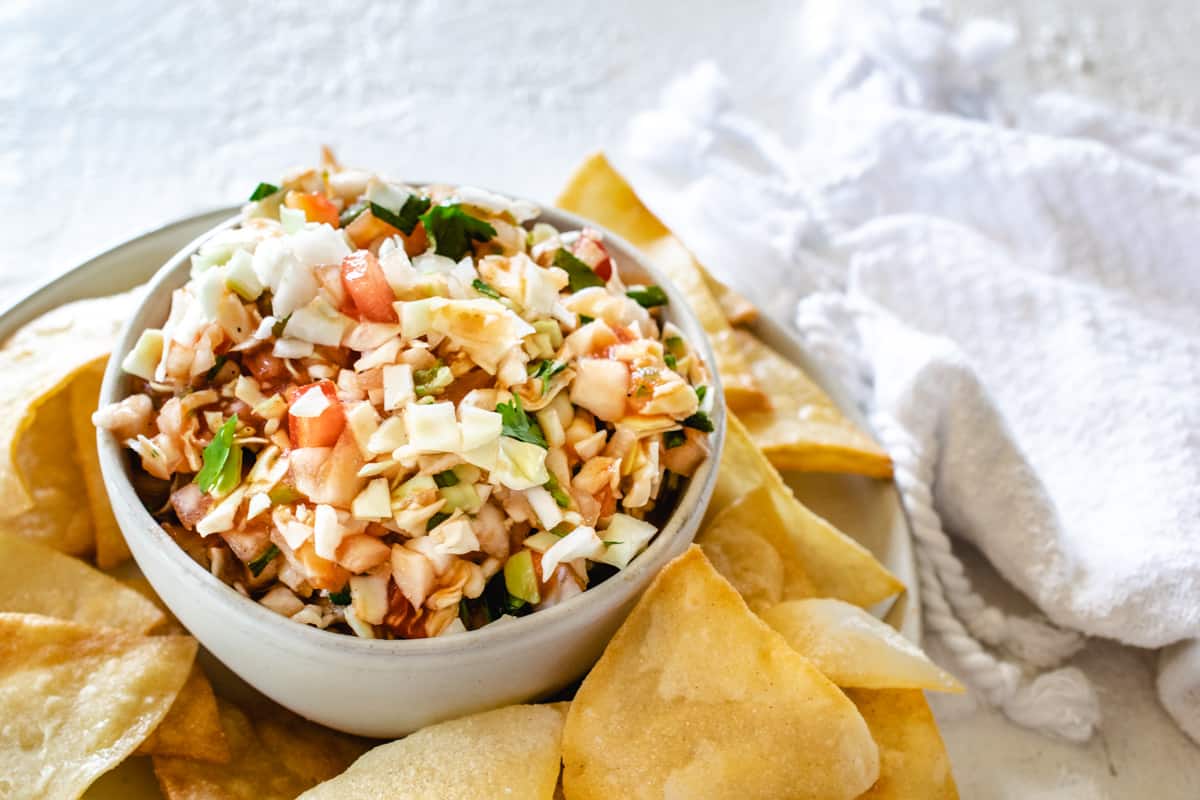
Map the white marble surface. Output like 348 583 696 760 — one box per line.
4 1 1199 796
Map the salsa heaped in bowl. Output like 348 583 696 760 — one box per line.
95 161 715 641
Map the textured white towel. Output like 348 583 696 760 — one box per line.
614 0 1200 743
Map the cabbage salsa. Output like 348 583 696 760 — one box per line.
95 155 714 639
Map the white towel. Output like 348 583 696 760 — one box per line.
613 0 1200 744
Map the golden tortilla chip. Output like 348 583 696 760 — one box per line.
710 415 904 608
69 358 132 569
0 530 163 633
847 689 959 799
136 664 230 763
153 698 370 800
562 547 880 800
0 292 137 517
0 612 195 799
0 386 94 556
696 484 814 612
709 273 758 326
761 599 963 693
734 330 893 477
299 703 566 799
556 152 768 412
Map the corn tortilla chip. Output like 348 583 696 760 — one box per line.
153 697 370 800
734 330 893 477
136 664 230 763
556 152 768 412
0 612 195 799
0 292 137 515
710 415 904 607
696 484 814 612
0 386 94 556
69 358 132 569
762 599 963 693
707 271 758 326
847 689 959 799
562 546 879 800
299 703 566 799
0 530 163 633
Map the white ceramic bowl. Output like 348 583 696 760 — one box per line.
97 203 725 737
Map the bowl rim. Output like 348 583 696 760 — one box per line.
97 198 726 659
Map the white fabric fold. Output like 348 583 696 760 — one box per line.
614 0 1200 743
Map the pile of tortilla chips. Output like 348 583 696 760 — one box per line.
0 154 959 799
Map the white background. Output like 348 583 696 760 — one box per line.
4 1 1199 796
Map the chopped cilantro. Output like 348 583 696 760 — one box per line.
553 248 605 292
663 429 687 449
682 411 714 433
434 470 459 488
420 203 496 260
664 352 677 370
248 182 279 202
427 511 452 531
247 544 279 577
627 285 669 308
329 585 351 605
528 359 567 396
371 194 431 235
496 394 547 448
472 278 502 300
195 415 241 495
339 200 368 227
544 473 571 508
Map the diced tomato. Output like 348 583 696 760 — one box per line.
285 191 340 227
572 231 612 281
295 540 350 591
402 223 428 256
345 209 400 249
287 380 345 448
340 251 398 323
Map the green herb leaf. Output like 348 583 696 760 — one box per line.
329 585 351 605
664 352 677 370
578 314 595 325
339 200 368 228
471 278 502 300
420 203 496 260
528 359 567 396
496 395 547 448
627 285 669 308
427 511 452 531
248 182 280 202
553 248 605 292
371 194 431 235
195 415 239 494
695 385 707 404
434 470 459 488
544 473 571 508
663 429 687 449
682 411 714 433
247 544 279 577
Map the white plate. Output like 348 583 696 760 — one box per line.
0 207 919 797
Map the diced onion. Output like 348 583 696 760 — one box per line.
541 525 603 579
313 504 344 560
352 478 392 520
383 364 415 411
404 402 460 453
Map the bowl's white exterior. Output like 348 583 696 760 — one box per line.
96 205 725 738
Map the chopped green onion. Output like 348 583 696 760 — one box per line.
329 585 351 605
433 470 460 488
195 415 241 495
427 511 452 531
664 352 677 370
504 550 541 606
339 200 368 227
496 395 547 448
371 195 431 235
414 364 453 397
554 248 605 292
695 385 707 404
578 314 595 325
267 483 302 505
682 411 714 433
663 429 687 449
205 355 228 382
247 544 279 577
627 285 669 308
248 182 280 202
528 359 567 396
471 278 502 300
420 203 496 260
544 473 571 508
